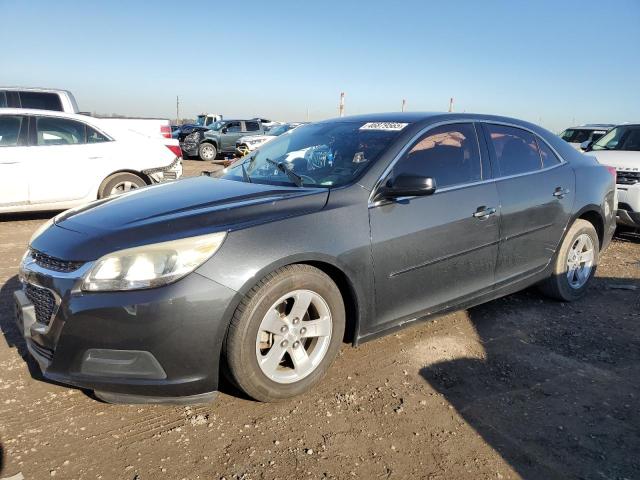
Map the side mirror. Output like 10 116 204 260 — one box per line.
221 127 228 134
378 174 436 199
580 140 592 151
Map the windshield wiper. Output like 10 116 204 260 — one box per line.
265 158 304 187
240 160 252 183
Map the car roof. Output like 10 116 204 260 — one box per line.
0 86 74 95
565 124 614 130
0 107 93 120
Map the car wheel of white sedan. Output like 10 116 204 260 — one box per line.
224 264 345 402
98 172 147 199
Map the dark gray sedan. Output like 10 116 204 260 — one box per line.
15 113 617 404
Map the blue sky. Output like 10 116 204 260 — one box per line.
2 0 639 131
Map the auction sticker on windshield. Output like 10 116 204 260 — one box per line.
359 122 409 131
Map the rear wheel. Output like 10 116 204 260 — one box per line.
98 172 146 199
198 142 217 161
224 265 345 402
539 219 599 301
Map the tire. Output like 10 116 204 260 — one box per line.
98 172 147 199
539 219 600 301
224 264 345 402
198 142 217 161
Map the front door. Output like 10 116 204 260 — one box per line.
369 122 500 331
0 114 29 207
481 123 575 285
220 121 243 152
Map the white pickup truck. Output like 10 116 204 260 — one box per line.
584 124 640 229
1 87 172 140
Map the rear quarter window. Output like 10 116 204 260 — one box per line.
0 91 7 108
19 92 63 111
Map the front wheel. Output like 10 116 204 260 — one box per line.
198 142 217 161
539 219 599 301
224 265 345 402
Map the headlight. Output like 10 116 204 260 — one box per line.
82 231 226 292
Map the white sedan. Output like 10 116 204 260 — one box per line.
0 109 182 213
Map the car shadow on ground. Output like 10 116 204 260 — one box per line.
420 276 640 479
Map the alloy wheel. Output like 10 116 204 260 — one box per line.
566 233 595 289
255 289 333 384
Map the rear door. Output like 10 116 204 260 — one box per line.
369 122 500 330
481 123 575 285
0 114 30 207
28 116 110 204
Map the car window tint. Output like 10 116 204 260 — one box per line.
245 121 260 132
536 138 561 167
394 123 482 189
226 121 241 133
0 116 24 147
19 92 63 111
0 91 7 108
87 127 109 143
486 124 542 176
36 117 86 145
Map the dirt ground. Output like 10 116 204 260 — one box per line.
0 160 639 480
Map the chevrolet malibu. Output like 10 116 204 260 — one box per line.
14 113 617 404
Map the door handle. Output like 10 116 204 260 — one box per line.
553 187 570 199
473 206 497 220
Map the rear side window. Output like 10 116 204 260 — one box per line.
485 124 542 176
394 123 482 189
0 91 7 108
536 138 562 167
0 116 25 147
245 121 260 132
36 117 86 145
87 127 109 143
19 92 63 111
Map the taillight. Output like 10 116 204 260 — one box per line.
605 165 616 182
166 145 182 158
161 125 171 139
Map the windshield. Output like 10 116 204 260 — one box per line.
592 126 640 151
560 129 602 144
209 121 225 131
195 115 206 126
267 124 293 137
221 121 405 187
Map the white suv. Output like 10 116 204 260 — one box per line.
584 124 640 228
559 124 613 150
0 109 182 213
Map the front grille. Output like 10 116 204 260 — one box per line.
616 170 640 185
31 249 84 273
24 283 56 326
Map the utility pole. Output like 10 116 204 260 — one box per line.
401 99 406 112
176 95 180 124
338 92 345 117
448 97 454 113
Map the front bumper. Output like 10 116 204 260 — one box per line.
15 256 240 402
616 208 640 228
615 184 640 228
180 141 199 156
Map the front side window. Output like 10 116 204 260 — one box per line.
19 92 63 111
393 123 482 189
0 116 24 147
486 124 542 176
592 126 640 152
225 121 241 133
36 117 86 145
222 121 403 187
245 121 260 132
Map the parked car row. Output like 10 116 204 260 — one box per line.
558 121 640 230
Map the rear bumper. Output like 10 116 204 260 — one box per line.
15 261 240 402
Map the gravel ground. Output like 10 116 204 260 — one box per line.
0 161 638 479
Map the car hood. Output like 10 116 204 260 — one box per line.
586 150 640 170
33 176 329 261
